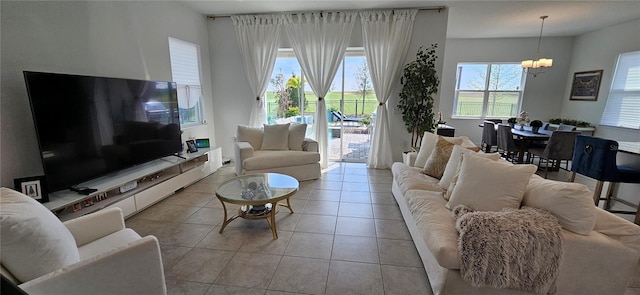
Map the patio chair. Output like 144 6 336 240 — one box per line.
331 111 363 123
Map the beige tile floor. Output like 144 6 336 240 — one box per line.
126 162 432 295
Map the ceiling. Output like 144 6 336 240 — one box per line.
177 0 640 38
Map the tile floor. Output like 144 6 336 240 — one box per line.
126 162 432 295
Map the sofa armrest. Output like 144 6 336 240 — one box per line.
19 236 166 295
303 138 318 152
63 207 125 247
403 152 417 167
234 141 255 175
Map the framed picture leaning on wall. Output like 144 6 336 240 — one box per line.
14 175 49 203
570 70 603 101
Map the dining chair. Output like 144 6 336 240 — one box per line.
528 131 579 178
557 123 577 131
496 124 522 163
481 121 498 152
570 135 640 224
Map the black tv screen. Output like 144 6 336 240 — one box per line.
24 71 182 193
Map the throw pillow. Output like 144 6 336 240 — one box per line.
236 125 264 150
414 132 439 168
523 177 596 235
438 145 501 190
0 187 80 282
261 123 290 150
288 123 307 151
414 133 465 168
446 154 537 211
422 137 457 179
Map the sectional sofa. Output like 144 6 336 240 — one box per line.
392 132 640 295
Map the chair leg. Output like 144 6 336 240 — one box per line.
569 171 576 182
603 182 616 210
543 159 549 179
593 181 605 206
635 210 640 225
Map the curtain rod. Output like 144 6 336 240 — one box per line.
207 6 446 20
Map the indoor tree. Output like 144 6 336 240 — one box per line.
398 44 440 147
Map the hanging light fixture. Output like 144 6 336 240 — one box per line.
522 16 553 77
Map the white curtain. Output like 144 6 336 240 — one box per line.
361 9 418 169
231 15 283 127
284 12 357 168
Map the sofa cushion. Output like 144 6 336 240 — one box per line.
404 189 460 269
423 137 457 179
243 150 320 170
261 123 290 150
438 145 501 190
446 154 537 211
0 188 80 282
288 123 307 151
523 177 596 235
391 163 444 195
78 228 141 260
237 125 264 150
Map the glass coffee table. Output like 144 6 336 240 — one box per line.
215 173 299 239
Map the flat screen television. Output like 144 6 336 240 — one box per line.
24 71 182 193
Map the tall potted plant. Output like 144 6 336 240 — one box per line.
398 44 440 147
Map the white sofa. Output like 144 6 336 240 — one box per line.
0 188 166 295
392 133 640 295
234 124 321 181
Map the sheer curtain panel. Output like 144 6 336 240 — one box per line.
284 12 357 168
231 15 284 127
360 9 418 168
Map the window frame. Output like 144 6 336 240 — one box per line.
168 37 205 128
452 62 526 119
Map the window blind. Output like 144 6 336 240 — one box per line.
600 50 640 129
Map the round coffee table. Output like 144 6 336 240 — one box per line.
215 173 299 239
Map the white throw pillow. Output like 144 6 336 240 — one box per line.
523 177 596 235
261 123 290 150
288 123 307 151
414 132 439 168
237 125 264 150
446 154 537 211
438 145 501 190
0 187 80 282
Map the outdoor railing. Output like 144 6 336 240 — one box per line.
455 101 518 117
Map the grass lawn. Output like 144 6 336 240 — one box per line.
267 91 378 117
455 92 519 117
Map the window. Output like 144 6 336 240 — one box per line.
600 50 640 129
453 63 526 118
168 38 204 127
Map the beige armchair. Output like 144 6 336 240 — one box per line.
0 188 166 295
234 124 321 181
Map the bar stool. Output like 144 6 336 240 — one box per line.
570 135 640 224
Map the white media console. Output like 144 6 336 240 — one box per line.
44 147 223 221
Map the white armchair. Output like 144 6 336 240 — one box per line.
0 188 166 295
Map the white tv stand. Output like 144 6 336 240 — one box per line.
44 147 222 221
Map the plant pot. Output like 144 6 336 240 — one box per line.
532 126 540 134
509 123 515 128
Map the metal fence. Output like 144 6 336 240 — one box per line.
456 102 518 117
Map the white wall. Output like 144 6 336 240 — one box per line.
440 37 575 144
0 1 215 188
208 9 449 162
560 19 640 211
560 19 640 142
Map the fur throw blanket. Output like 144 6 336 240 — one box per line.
453 205 564 294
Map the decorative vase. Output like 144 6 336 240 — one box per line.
519 124 525 131
532 126 540 134
509 123 515 128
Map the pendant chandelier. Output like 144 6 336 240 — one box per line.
522 16 553 77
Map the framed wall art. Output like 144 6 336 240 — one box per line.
14 175 49 203
570 70 603 101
